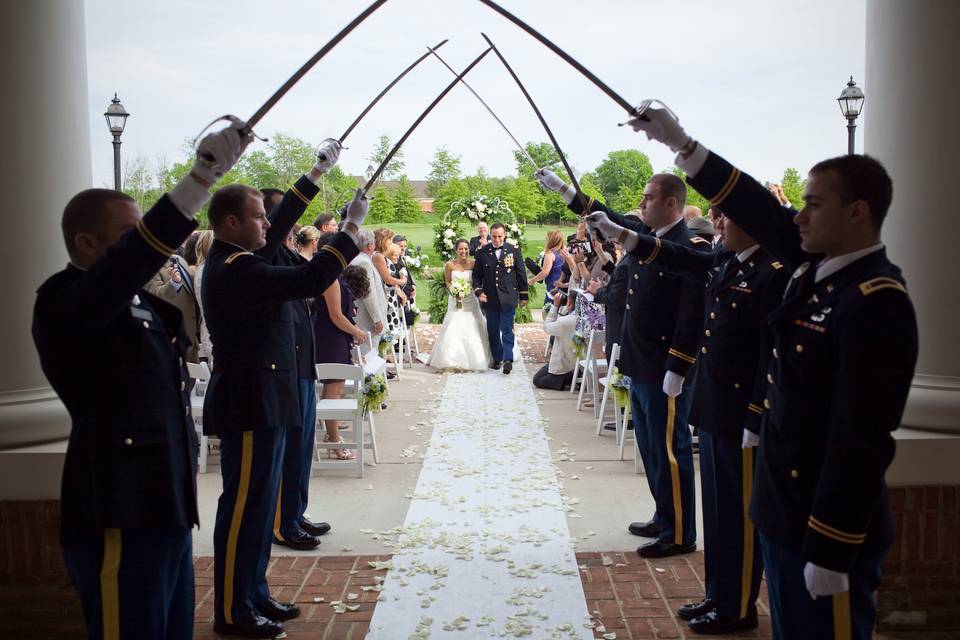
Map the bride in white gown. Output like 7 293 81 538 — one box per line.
428 239 492 371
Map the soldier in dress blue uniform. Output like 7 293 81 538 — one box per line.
587 207 790 634
627 101 918 639
32 121 250 640
201 174 367 638
537 168 711 559
472 222 528 374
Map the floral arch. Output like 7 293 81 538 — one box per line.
432 194 527 262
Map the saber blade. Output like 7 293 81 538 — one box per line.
364 46 494 192
427 44 537 170
481 33 590 214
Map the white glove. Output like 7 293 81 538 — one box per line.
340 189 369 246
169 116 252 217
535 167 575 205
626 101 692 154
742 429 760 449
313 138 342 175
585 212 638 252
803 562 849 599
662 371 685 397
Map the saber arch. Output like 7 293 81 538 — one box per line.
1 2 958 496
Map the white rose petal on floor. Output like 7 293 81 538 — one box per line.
367 357 591 639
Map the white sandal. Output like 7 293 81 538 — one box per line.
323 433 355 460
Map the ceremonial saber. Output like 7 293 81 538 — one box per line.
481 33 591 214
364 46 494 192
244 0 389 132
426 44 538 170
475 0 650 121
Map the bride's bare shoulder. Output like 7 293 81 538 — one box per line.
467 259 477 269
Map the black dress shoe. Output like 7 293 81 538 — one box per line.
299 517 331 537
255 597 301 622
503 361 513 374
688 609 757 635
628 520 663 537
386 370 396 379
677 598 716 621
491 361 502 370
213 611 283 638
636 540 697 558
273 528 320 550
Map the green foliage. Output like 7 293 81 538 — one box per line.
426 269 451 325
594 149 653 205
392 176 422 223
367 186 395 223
669 166 711 214
513 141 562 176
367 134 405 180
426 147 462 197
494 176 545 224
781 167 805 209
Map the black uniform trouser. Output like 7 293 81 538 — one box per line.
63 527 193 640
214 428 285 625
275 379 317 539
699 430 763 619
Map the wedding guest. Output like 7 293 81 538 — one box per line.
687 215 717 243
145 245 201 361
683 204 703 222
469 221 491 256
383 242 407 336
178 230 202 267
372 229 407 334
296 225 321 258
394 235 417 327
350 230 389 359
193 230 215 363
313 213 338 234
533 292 577 390
528 230 565 305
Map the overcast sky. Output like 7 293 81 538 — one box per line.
84 0 866 188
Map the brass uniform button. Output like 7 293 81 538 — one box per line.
142 321 149 329
715 296 720 302
271 364 277 370
171 336 177 344
704 329 711 337
628 289 634 295
796 344 804 353
658 271 664 277
764 398 771 409
767 373 774 384
790 469 799 478
773 348 779 359
626 304 631 310
634 273 639 280
124 437 133 445
734 383 741 389
731 302 737 308
710 312 716 319
701 346 708 354
661 336 666 341
180 381 186 391
185 406 190 416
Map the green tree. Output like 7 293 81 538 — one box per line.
432 178 469 219
315 166 361 219
367 134 405 180
426 147 462 197
367 185 395 223
594 149 653 205
781 167 805 209
496 176 545 224
392 176 422 222
513 141 562 176
668 167 711 214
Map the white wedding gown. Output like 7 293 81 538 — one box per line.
428 270 492 371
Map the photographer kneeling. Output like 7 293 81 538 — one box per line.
533 291 578 390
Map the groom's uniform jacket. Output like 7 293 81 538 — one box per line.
472 243 528 310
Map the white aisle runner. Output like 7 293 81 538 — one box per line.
367 358 592 638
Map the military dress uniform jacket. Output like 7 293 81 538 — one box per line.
687 151 919 571
570 198 711 383
472 243 528 310
33 196 199 547
201 177 358 437
592 254 633 354
627 235 788 439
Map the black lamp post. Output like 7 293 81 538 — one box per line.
104 94 130 190
836 76 865 155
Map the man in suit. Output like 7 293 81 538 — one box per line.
32 121 249 640
202 173 367 638
468 221 491 257
537 168 710 559
628 101 918 639
145 252 200 361
472 222 528 374
350 229 389 355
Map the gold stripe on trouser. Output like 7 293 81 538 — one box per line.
273 480 284 542
664 396 683 545
100 528 122 640
740 447 755 618
832 591 852 640
223 431 254 625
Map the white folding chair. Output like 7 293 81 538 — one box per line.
595 343 620 436
313 363 377 476
576 330 607 414
186 361 213 473
615 386 641 474
397 320 415 369
360 333 390 395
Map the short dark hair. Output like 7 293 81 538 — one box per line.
649 173 687 210
314 213 335 228
179 231 202 266
342 264 370 300
61 189 136 261
809 154 893 228
260 188 283 215
316 231 337 248
490 222 506 232
393 234 407 243
208 184 261 230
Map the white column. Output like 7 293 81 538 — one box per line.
0 1 90 448
865 0 960 435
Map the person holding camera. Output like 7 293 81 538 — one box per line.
533 291 578 390
528 230 566 305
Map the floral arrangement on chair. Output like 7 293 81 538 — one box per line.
404 245 429 276
609 366 631 410
571 333 587 361
377 332 395 358
361 373 387 413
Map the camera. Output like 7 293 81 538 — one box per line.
569 240 591 255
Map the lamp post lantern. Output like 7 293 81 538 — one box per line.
104 93 130 190
837 76 865 155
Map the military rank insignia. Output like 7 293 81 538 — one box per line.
504 254 515 269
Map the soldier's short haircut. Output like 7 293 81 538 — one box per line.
208 184 262 230
61 189 136 262
648 173 687 210
490 223 506 232
809 154 893 228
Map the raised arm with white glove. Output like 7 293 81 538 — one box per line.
534 167 575 205
308 138 342 182
585 211 638 252
626 102 709 177
339 189 369 247
168 117 252 218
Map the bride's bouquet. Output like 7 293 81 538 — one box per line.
448 279 472 310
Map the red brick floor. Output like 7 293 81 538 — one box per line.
192 551 773 639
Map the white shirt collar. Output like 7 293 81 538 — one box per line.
815 243 884 283
736 245 760 263
655 217 684 238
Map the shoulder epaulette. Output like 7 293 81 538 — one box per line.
225 251 253 265
771 261 784 270
690 236 710 245
859 277 907 296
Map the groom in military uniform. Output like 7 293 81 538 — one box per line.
472 222 528 374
